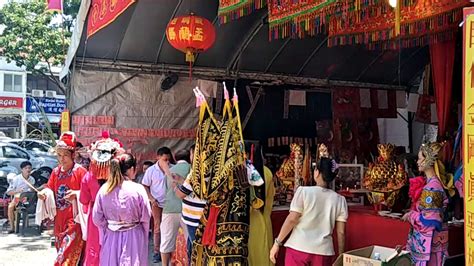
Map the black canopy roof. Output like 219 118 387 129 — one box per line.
64 0 430 89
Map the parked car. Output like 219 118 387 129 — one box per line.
0 161 19 197
2 139 55 158
0 142 57 187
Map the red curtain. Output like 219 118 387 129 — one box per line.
429 39 456 138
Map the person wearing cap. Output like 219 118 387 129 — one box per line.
37 132 87 266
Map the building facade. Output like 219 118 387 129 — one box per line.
0 57 27 138
0 57 66 139
26 71 66 138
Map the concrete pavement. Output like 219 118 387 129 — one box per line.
0 219 162 266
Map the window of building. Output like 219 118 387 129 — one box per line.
4 73 23 92
27 75 62 95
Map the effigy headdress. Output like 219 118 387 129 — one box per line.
419 142 443 168
90 131 125 180
419 142 455 197
56 131 77 151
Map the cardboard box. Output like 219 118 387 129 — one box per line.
333 245 411 266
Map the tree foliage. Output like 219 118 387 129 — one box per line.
0 0 80 92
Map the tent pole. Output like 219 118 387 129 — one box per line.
297 36 329 76
326 50 359 80
75 58 408 90
408 112 414 153
391 47 425 84
356 51 386 81
226 12 268 74
264 38 291 73
154 0 183 64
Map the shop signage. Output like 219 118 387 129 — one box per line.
463 7 474 263
26 97 66 114
0 96 23 108
61 109 70 133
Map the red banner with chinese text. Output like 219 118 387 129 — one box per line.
87 0 136 38
72 115 115 126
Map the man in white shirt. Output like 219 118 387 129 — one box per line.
142 147 172 263
135 161 154 184
6 161 35 233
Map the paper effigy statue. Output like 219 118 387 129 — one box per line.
189 85 251 265
363 143 407 208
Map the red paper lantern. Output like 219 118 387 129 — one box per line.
166 14 216 64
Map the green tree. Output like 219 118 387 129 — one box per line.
0 0 80 94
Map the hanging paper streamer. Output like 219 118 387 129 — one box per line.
267 0 464 49
267 0 408 40
218 0 266 24
328 0 468 49
268 0 339 40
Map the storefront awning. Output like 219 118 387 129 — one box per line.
27 114 61 123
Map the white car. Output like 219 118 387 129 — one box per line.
3 139 56 158
0 142 57 186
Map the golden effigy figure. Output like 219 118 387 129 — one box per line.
363 143 407 208
275 143 303 203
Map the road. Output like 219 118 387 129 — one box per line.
0 228 56 266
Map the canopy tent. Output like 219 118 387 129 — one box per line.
60 0 447 157
61 0 430 90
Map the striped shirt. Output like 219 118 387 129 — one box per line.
178 175 206 227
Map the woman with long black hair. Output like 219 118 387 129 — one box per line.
269 157 348 266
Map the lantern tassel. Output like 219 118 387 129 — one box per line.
186 50 195 82
189 60 192 82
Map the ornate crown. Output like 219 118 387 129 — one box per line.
377 143 395 160
419 142 443 167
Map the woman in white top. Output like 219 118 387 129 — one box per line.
270 157 348 266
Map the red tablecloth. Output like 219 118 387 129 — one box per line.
271 208 464 266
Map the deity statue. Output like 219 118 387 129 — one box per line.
275 143 304 203
363 143 407 208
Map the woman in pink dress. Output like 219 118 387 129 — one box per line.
80 134 124 266
403 142 455 266
79 171 101 265
92 153 151 266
